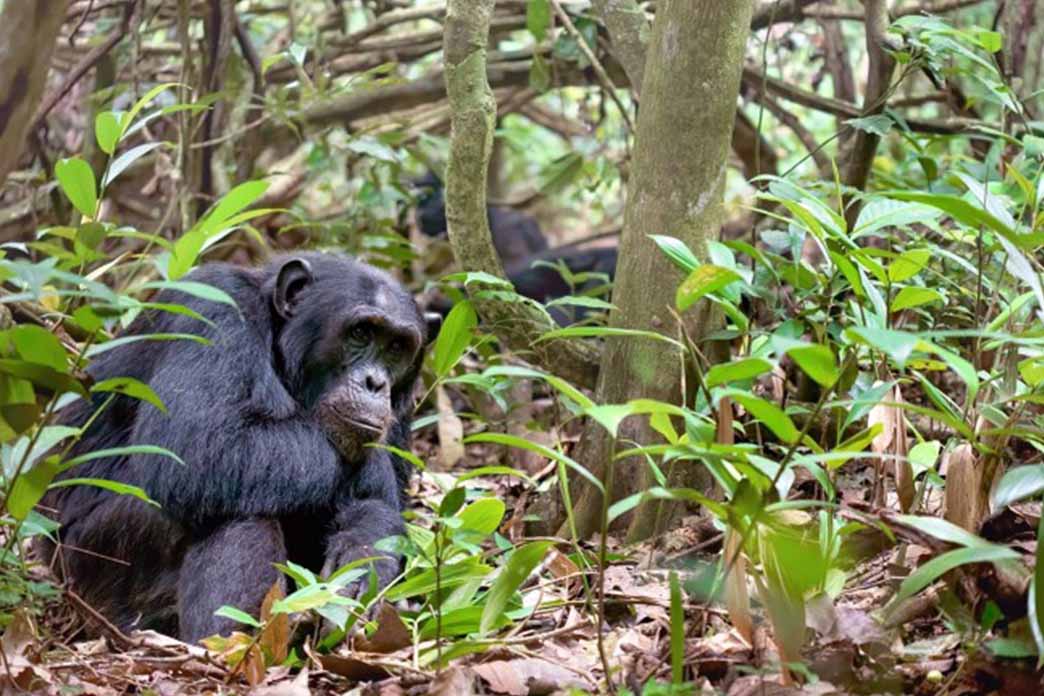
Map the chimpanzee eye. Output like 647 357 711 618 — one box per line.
349 324 373 343
388 338 407 355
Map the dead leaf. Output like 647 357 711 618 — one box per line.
723 529 752 646
944 443 986 532
436 386 464 470
473 659 590 695
429 666 475 695
0 609 45 692
355 603 412 653
252 667 311 696
260 581 289 664
870 385 913 510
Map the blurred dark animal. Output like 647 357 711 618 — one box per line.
37 253 439 642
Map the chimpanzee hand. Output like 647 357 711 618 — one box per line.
322 530 400 600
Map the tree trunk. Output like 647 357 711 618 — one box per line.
0 0 70 187
565 0 755 541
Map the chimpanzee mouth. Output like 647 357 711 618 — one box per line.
345 417 385 435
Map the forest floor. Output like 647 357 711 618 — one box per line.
7 417 1042 696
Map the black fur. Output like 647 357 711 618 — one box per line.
37 252 431 642
413 172 548 268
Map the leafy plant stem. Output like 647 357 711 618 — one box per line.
595 435 617 694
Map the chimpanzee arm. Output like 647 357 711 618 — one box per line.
121 291 346 528
321 448 405 589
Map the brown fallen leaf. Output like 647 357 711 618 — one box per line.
355 603 412 654
429 666 475 695
252 667 311 696
0 609 47 692
473 658 591 695
436 386 464 470
260 581 290 665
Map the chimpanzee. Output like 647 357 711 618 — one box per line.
36 252 439 643
412 172 549 268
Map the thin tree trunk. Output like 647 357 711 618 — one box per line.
566 0 755 542
0 0 71 187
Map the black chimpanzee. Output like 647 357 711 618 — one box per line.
412 171 549 268
36 252 438 643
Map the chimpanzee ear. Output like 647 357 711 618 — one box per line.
273 258 313 320
424 312 443 345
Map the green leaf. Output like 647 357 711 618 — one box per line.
272 584 339 614
384 560 492 602
480 541 552 634
992 464 1044 510
10 325 67 372
537 326 684 350
1033 514 1044 665
138 280 239 308
464 432 603 493
214 606 262 628
894 514 990 548
60 445 183 470
526 0 551 41
49 478 159 507
725 391 802 444
787 344 839 388
676 265 742 311
0 359 86 396
894 545 1019 605
95 112 121 155
457 497 506 535
705 358 773 389
433 301 477 378
120 82 180 135
845 327 919 369
669 571 684 685
890 286 944 312
888 248 931 282
169 180 269 279
103 142 166 188
440 487 466 517
846 114 893 136
85 333 209 358
55 158 98 218
650 235 700 273
7 456 61 520
92 377 166 412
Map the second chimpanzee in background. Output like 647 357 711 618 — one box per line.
412 171 619 323
37 252 438 642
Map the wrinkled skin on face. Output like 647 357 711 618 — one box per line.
270 256 437 464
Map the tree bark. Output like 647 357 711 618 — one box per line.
442 0 601 390
565 0 755 541
0 0 71 187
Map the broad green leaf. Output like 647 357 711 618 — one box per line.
92 377 166 412
845 327 919 369
787 344 839 388
0 359 86 396
670 571 684 685
7 456 61 520
650 235 700 273
95 112 121 155
725 391 801 444
120 83 180 135
10 325 67 372
891 286 944 312
433 301 477 378
705 358 773 389
537 326 684 350
894 545 1019 604
439 487 466 517
608 486 726 523
526 0 551 41
457 497 506 535
888 248 931 282
992 464 1044 510
480 541 552 633
676 265 742 311
215 606 262 628
1033 515 1044 665
55 158 98 218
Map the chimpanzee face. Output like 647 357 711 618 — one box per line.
269 255 440 461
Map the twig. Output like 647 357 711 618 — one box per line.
550 0 634 135
31 0 142 132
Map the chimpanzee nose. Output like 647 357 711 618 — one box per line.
364 371 388 395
